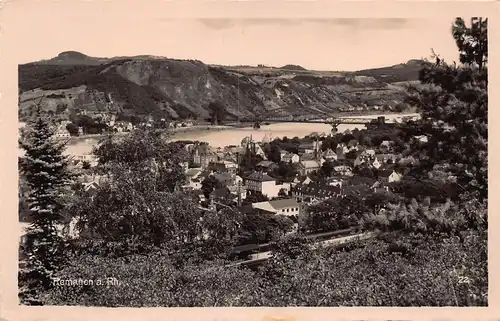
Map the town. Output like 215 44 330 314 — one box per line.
16 15 488 308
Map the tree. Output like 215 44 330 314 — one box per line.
236 213 294 245
272 161 298 181
81 161 91 169
65 123 79 136
320 160 335 177
452 17 488 69
18 103 75 305
405 17 487 202
394 102 408 113
305 194 369 233
208 101 226 125
277 188 288 198
93 129 188 192
201 175 224 199
345 149 358 160
265 142 282 163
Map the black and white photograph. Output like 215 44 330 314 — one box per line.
6 2 489 309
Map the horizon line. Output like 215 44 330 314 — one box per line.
21 50 428 73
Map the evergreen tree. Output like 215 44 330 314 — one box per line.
405 17 488 202
18 103 74 305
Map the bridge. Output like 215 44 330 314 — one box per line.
254 116 374 125
239 114 394 128
238 106 418 129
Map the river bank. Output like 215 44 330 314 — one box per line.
57 112 420 155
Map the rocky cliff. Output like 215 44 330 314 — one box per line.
18 51 426 122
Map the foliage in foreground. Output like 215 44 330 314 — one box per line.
44 229 487 307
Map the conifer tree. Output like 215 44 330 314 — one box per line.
18 103 74 305
405 17 488 202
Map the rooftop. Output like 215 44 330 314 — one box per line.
186 168 202 177
322 149 337 156
257 160 277 168
268 198 300 210
252 198 300 213
294 183 341 196
300 160 321 169
246 171 276 182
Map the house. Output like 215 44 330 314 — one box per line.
354 149 378 167
398 156 417 166
54 124 71 138
299 153 318 162
336 143 349 160
375 154 397 165
222 152 239 164
252 198 301 217
298 160 323 176
192 143 218 168
245 171 289 198
211 160 238 174
298 141 320 154
322 148 337 161
372 157 382 169
282 152 300 164
414 135 428 143
325 176 343 188
347 175 377 187
292 176 314 187
347 139 358 149
371 181 390 193
333 165 353 176
228 183 247 202
245 171 277 196
292 183 341 204
378 169 403 183
74 153 98 167
380 140 392 151
364 149 376 158
256 160 279 173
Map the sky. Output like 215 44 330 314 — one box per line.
1 1 461 71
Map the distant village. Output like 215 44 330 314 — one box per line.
68 121 427 232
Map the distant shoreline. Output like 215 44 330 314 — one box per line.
65 111 417 144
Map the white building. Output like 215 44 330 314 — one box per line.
322 148 338 161
252 198 301 217
282 152 300 164
54 124 71 138
245 171 290 198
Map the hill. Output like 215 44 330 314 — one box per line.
349 59 428 83
18 52 424 122
279 64 307 71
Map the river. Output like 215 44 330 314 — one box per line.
56 113 420 156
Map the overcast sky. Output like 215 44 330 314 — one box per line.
1 1 461 71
